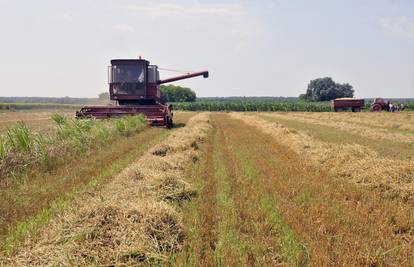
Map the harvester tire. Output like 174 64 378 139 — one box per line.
371 104 381 112
166 117 173 129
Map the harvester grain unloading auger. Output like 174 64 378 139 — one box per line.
76 58 209 127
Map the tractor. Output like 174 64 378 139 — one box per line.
370 98 390 112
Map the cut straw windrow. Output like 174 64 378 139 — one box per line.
230 113 414 202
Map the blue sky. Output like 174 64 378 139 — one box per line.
0 0 413 98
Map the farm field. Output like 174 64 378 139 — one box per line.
0 110 77 133
1 111 414 266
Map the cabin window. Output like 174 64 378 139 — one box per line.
110 64 145 83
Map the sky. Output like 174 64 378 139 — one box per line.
0 0 413 98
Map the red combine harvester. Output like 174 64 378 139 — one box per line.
76 58 209 127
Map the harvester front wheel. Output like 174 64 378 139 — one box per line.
166 117 173 129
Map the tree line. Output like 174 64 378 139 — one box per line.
160 85 196 102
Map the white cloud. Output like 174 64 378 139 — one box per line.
379 16 414 40
124 2 246 18
113 24 135 33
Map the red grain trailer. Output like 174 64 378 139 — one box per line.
331 98 364 112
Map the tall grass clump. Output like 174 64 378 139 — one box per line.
0 136 6 160
115 115 147 136
55 118 99 152
6 122 33 152
0 114 147 182
51 113 67 125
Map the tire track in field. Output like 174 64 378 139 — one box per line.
199 124 217 258
185 116 248 266
217 114 307 266
174 120 220 266
178 114 307 266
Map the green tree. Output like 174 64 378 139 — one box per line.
298 94 310 101
160 84 196 102
98 92 109 101
303 77 354 101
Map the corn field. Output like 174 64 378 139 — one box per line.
172 100 414 112
172 100 332 112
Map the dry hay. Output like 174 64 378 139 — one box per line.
265 112 414 143
2 113 211 266
299 111 414 133
231 113 414 202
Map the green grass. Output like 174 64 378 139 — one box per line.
0 114 147 181
176 197 201 267
214 139 246 266
5 122 33 152
260 196 309 265
233 146 309 266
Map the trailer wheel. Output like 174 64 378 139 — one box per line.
352 107 361 112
